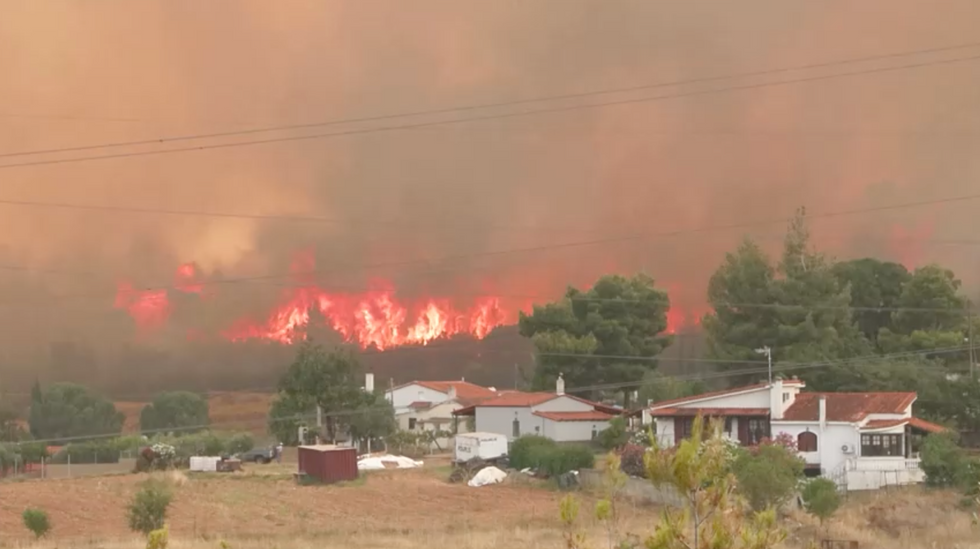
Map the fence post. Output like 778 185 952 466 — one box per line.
68 452 71 478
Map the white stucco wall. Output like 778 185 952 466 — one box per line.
532 396 594 413
655 388 771 410
771 423 860 474
541 418 612 442
473 396 604 441
474 406 541 440
387 384 449 413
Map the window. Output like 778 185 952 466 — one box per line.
861 434 904 457
798 431 818 452
675 417 693 443
782 393 790 403
747 419 769 445
512 417 520 438
408 418 417 430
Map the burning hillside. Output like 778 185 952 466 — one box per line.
111 249 705 349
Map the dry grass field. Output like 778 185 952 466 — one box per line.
0 458 978 549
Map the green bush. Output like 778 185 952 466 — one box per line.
595 417 629 450
732 440 804 511
50 440 120 464
225 432 254 455
127 479 173 536
17 441 50 464
801 478 840 524
920 432 973 488
509 435 558 470
538 445 595 477
22 508 51 539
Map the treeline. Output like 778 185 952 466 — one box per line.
522 209 978 429
0 381 255 469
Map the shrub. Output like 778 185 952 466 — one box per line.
17 441 49 464
617 443 648 477
225 432 254 455
539 445 595 477
127 479 173 536
732 438 804 511
920 432 972 488
50 440 120 464
509 435 558 470
22 508 51 539
801 478 840 524
595 417 629 450
146 526 169 549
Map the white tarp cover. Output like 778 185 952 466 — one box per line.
467 466 507 487
357 454 424 471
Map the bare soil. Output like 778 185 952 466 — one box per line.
0 465 570 543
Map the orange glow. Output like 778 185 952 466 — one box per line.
174 262 205 294
113 281 171 329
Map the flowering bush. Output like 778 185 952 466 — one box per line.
628 429 653 447
617 444 649 478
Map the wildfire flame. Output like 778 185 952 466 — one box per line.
174 262 205 294
113 282 172 329
114 250 700 348
222 282 507 350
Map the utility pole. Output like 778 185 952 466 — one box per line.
755 346 773 383
969 305 976 382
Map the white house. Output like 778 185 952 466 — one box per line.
453 376 623 443
385 379 498 447
641 377 946 491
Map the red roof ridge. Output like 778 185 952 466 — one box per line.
533 410 614 422
781 391 917 422
648 379 803 409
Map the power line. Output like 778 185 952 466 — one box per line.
3 41 978 160
0 191 977 309
2 51 980 171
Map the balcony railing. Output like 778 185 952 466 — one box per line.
848 457 921 471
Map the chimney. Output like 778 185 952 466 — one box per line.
556 373 565 396
365 373 375 393
818 395 827 426
770 378 784 420
447 384 457 401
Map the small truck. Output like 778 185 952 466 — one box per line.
453 432 508 464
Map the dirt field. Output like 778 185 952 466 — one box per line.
1 460 978 549
0 464 579 545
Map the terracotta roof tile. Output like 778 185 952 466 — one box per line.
909 417 947 434
650 407 770 417
414 380 497 400
466 391 558 407
407 401 433 410
649 379 805 409
781 392 916 422
533 411 614 422
862 419 908 430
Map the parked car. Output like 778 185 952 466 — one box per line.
238 447 275 464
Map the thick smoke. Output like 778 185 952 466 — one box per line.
0 0 978 394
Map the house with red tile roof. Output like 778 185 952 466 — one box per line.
452 375 624 443
385 379 499 446
642 378 946 491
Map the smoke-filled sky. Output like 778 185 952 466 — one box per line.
0 0 978 384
